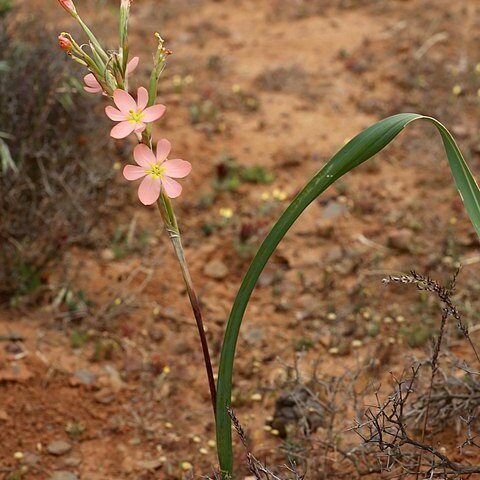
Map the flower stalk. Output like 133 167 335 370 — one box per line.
119 0 131 75
157 194 217 415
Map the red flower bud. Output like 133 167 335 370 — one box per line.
58 34 73 52
58 0 76 14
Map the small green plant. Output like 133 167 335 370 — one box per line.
294 337 315 352
212 153 274 192
231 84 260 112
65 421 86 437
0 0 12 17
70 329 89 349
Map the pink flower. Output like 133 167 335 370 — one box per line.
83 56 139 95
105 86 165 139
58 0 76 14
123 140 192 205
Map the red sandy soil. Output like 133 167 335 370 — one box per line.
1 0 480 479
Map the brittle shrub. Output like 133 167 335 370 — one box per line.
0 18 116 298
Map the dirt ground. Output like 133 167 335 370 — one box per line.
2 0 480 479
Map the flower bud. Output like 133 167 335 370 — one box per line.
58 0 76 14
58 34 73 52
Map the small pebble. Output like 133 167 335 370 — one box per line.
351 339 363 348
48 472 78 480
204 259 229 280
452 84 462 96
362 310 371 320
63 457 82 467
47 441 72 456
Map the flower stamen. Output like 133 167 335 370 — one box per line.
128 109 145 124
147 163 166 179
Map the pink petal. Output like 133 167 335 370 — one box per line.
137 87 149 111
84 73 100 88
113 89 137 114
156 138 171 162
110 121 136 139
134 144 156 168
134 123 146 134
163 159 192 178
127 56 139 74
84 85 103 94
142 104 166 122
138 175 161 205
123 165 147 181
162 176 183 199
105 106 127 121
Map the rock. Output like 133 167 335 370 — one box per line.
271 387 327 438
48 471 78 480
242 328 265 346
138 459 164 470
103 365 124 392
100 248 115 261
63 457 82 467
203 259 229 279
387 229 414 252
47 440 72 456
70 369 97 387
23 452 41 466
321 200 347 220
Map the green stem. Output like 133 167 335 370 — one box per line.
75 15 109 63
156 194 217 416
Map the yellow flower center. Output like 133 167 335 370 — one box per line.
128 109 145 124
146 163 166 179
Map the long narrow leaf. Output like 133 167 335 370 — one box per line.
216 113 480 476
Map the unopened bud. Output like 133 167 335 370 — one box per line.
58 0 77 14
58 34 73 52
